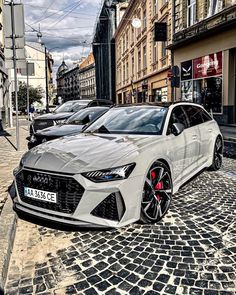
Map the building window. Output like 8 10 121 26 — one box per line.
138 48 141 72
126 61 129 81
153 0 158 15
123 64 125 82
187 0 196 27
143 44 147 69
131 55 135 77
126 31 129 49
153 40 157 63
207 0 223 17
161 41 167 58
123 36 125 52
143 8 147 29
131 26 134 44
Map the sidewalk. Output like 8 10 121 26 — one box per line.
220 125 236 142
0 121 28 292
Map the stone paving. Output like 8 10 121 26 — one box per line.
4 157 236 295
0 123 28 215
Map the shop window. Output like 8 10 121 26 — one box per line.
187 0 196 27
193 77 222 113
181 81 193 101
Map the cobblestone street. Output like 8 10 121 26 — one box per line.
4 156 236 295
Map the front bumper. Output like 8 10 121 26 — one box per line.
12 168 143 228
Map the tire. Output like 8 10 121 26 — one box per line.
210 136 223 171
140 161 173 224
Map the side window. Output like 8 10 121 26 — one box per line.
201 109 212 122
167 106 188 135
183 106 203 127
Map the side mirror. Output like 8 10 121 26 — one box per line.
171 123 185 136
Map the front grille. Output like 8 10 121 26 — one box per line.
16 169 84 214
33 119 54 132
91 192 125 221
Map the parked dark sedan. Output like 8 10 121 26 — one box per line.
29 99 113 135
28 107 109 149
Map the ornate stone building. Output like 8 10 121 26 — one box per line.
115 0 172 105
56 62 80 102
170 0 236 124
79 53 96 100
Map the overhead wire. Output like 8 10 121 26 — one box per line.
49 1 83 28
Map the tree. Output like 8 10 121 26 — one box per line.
12 81 44 111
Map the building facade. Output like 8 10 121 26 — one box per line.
171 0 236 124
115 0 172 105
93 0 129 102
56 62 80 102
9 42 54 108
79 53 96 100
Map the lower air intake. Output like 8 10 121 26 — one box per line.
91 192 125 222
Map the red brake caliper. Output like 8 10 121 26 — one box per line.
151 171 163 201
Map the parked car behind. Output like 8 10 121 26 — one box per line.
29 99 113 136
28 106 109 149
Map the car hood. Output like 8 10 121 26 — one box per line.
36 124 83 137
22 133 165 174
34 112 72 121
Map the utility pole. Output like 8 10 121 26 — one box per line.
26 62 30 125
45 46 49 113
11 0 20 150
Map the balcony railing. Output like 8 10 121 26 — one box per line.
173 4 236 46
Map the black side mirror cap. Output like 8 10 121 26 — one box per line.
171 123 185 136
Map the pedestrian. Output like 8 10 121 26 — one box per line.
29 104 35 121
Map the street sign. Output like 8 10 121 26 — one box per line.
3 4 25 37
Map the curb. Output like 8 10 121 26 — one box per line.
223 136 236 143
0 196 17 293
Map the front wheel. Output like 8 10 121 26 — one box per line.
210 136 223 171
140 161 173 224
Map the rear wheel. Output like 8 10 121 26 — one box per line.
210 136 223 171
140 161 172 224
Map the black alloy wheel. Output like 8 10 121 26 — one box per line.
141 161 172 224
210 136 223 171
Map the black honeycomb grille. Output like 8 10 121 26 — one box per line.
91 193 125 222
16 169 84 214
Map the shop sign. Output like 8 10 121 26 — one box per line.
193 51 222 79
181 60 192 81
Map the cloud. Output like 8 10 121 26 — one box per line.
19 0 102 81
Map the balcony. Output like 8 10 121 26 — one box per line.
172 4 236 48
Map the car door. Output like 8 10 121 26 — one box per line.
165 106 189 184
182 105 202 174
198 107 215 164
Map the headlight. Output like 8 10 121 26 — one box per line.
82 163 136 183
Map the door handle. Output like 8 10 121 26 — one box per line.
192 135 197 140
208 129 213 132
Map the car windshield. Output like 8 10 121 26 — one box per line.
84 106 167 135
66 108 108 125
55 101 89 113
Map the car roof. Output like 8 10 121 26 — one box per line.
115 102 206 109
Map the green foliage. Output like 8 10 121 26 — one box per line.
12 81 44 111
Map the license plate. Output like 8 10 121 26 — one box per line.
24 187 57 204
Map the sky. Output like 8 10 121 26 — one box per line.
19 0 102 77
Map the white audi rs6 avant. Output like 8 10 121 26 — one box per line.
11 102 223 228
